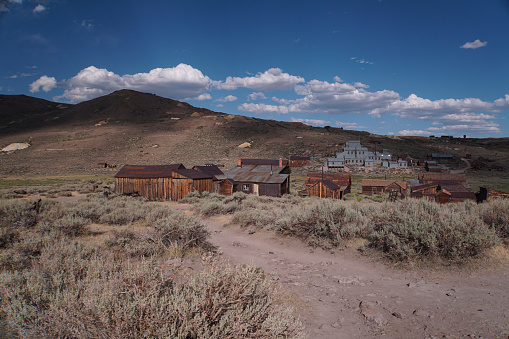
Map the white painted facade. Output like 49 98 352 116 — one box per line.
325 141 392 168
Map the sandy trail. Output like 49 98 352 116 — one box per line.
154 203 509 339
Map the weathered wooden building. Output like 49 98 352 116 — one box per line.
289 155 311 167
303 180 342 199
193 164 235 196
301 173 351 199
224 158 290 197
410 180 475 203
361 179 407 197
115 164 213 201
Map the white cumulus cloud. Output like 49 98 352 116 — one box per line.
291 118 331 126
32 4 46 13
217 95 237 102
238 103 289 114
33 64 213 103
215 68 305 91
29 75 56 92
460 39 487 49
248 92 267 100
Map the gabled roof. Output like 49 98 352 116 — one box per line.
193 165 226 180
306 173 351 187
115 164 185 178
361 179 407 189
226 165 289 184
174 169 213 179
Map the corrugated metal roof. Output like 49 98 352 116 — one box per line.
225 165 288 184
115 164 185 178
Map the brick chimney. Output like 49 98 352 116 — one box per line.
238 157 242 167
279 157 283 168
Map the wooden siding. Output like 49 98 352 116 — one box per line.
217 180 234 196
307 182 342 199
115 176 213 201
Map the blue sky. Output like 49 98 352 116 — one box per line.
1 0 508 138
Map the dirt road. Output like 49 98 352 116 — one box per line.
163 203 509 339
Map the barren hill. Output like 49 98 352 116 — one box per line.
1 90 508 191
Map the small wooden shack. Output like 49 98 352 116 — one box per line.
305 180 342 199
361 179 407 197
115 164 213 201
193 164 233 196
289 155 311 167
302 173 351 199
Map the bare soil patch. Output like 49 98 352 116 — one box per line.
160 202 509 338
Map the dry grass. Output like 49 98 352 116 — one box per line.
0 188 305 338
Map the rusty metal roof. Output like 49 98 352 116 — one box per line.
115 164 185 178
418 173 467 182
226 165 289 184
306 173 351 187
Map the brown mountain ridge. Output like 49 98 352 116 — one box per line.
1 90 508 192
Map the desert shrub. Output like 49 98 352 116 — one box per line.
0 235 46 271
275 199 370 248
105 228 156 258
369 199 499 262
478 199 509 238
150 213 211 253
0 227 19 249
51 215 91 237
0 238 304 338
0 200 38 228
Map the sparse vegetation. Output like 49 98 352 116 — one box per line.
186 194 509 263
0 187 304 338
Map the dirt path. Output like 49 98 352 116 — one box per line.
450 158 471 174
152 203 509 339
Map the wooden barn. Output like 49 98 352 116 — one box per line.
224 158 290 197
289 155 311 167
361 179 407 197
115 164 213 201
301 173 351 199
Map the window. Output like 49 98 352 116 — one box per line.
372 187 377 195
242 184 250 192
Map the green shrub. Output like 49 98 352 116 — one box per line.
478 199 509 238
369 199 499 262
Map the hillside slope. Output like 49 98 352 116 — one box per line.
1 90 508 191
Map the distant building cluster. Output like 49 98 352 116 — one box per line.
324 140 407 169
